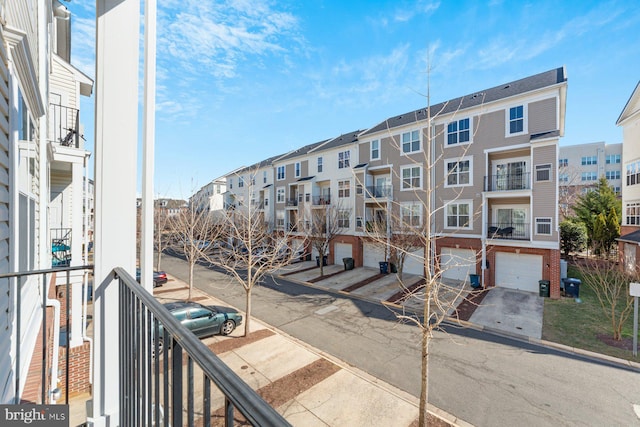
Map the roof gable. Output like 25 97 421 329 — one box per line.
616 81 640 126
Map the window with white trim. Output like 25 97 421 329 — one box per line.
401 130 420 154
626 201 640 225
338 210 350 228
581 172 597 181
581 156 597 165
238 177 244 188
401 202 422 226
277 166 285 180
558 158 568 167
317 157 323 173
401 166 422 190
295 162 301 178
276 187 285 203
338 180 350 198
535 164 551 182
447 118 470 145
606 154 621 164
276 210 285 229
627 161 640 186
559 173 569 182
508 105 525 134
535 217 552 235
371 140 380 160
445 201 471 229
338 151 350 169
606 170 621 180
445 158 471 186
263 171 267 183
228 178 233 189
356 217 363 228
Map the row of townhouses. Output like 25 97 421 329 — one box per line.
210 67 568 298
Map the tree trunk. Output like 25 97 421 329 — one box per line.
156 249 162 271
419 281 431 427
244 288 252 337
188 261 194 301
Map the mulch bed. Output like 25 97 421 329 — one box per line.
307 268 346 283
207 329 275 354
279 264 319 276
596 334 634 351
451 287 489 322
206 358 341 426
340 273 387 292
386 279 426 304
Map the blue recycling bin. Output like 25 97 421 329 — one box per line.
563 278 581 298
469 274 481 289
379 261 389 274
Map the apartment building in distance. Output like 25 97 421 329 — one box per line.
557 141 622 219
616 82 640 273
220 67 568 297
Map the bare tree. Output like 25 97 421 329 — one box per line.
576 258 634 340
355 72 485 427
167 204 222 300
205 172 301 336
154 206 172 271
307 203 346 276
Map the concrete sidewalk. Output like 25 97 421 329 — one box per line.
153 276 470 427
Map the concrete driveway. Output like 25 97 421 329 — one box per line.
469 287 544 339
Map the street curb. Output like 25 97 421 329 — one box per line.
278 273 640 374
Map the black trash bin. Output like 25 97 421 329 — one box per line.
316 255 327 267
563 278 581 298
539 280 550 297
379 261 389 274
343 257 354 271
390 263 397 273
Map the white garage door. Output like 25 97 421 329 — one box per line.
334 243 353 263
440 248 476 282
495 252 542 293
401 248 425 276
363 242 385 268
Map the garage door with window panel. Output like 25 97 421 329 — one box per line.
401 248 425 276
440 248 476 282
334 243 353 264
363 242 385 268
495 252 542 293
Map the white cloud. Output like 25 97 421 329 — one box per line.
394 1 440 22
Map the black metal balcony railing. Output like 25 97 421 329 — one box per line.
115 267 289 426
312 195 331 206
486 223 530 240
1 265 94 405
365 185 392 199
484 172 531 191
286 198 298 207
51 228 72 267
49 104 81 148
6 264 289 426
365 220 387 233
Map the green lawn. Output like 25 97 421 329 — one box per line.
542 264 637 361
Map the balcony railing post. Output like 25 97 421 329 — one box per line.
41 273 47 404
171 341 183 426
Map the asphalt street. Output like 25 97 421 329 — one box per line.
160 255 640 426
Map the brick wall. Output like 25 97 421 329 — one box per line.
58 341 92 399
331 234 363 266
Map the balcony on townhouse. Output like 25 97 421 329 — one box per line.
51 228 72 267
484 171 531 192
311 193 331 206
365 184 393 200
486 222 531 240
285 198 298 208
49 103 83 149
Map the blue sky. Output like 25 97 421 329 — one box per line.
68 0 640 199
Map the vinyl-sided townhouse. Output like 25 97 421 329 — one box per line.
220 67 567 297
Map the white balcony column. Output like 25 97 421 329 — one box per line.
69 159 87 348
92 0 140 425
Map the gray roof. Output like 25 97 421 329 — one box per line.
361 67 567 137
275 139 329 163
311 130 363 152
617 229 640 244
